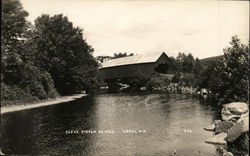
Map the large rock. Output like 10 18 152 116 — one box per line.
225 114 249 142
204 123 215 131
221 102 248 121
215 120 234 134
205 132 227 145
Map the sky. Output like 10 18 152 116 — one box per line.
20 0 249 59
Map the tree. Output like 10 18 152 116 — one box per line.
113 52 134 59
33 14 99 94
176 52 196 73
96 52 134 66
167 57 179 73
197 62 217 89
1 0 29 79
1 0 57 100
96 55 112 63
1 0 28 47
208 35 248 104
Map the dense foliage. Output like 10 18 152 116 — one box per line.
1 0 57 101
32 14 99 94
167 37 248 105
1 0 99 102
146 74 171 92
205 36 249 104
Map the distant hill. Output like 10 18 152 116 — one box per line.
200 55 223 63
200 55 223 69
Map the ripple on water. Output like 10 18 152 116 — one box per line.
1 93 219 155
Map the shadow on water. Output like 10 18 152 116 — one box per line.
1 93 221 155
1 96 97 155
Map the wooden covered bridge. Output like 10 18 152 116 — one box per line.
98 52 171 80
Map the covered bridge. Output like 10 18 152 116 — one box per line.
98 52 171 80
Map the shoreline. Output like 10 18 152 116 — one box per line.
1 94 87 114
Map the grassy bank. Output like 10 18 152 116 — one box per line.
2 96 42 107
1 94 86 114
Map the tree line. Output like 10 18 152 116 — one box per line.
165 36 248 105
199 36 249 104
1 0 100 103
163 37 248 105
96 36 249 105
2 0 248 106
96 52 134 64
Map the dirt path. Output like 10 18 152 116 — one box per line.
1 94 86 114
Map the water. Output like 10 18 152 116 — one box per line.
1 93 220 155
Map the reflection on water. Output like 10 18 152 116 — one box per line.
1 93 220 155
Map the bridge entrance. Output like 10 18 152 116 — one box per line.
154 63 169 74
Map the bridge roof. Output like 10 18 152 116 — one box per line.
100 52 166 68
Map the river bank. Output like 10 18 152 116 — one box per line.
204 102 249 155
1 94 86 114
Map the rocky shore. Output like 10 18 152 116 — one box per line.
204 102 249 155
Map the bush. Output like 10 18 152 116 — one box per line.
20 64 57 99
41 71 58 98
228 132 249 155
85 78 106 94
146 74 171 91
1 83 28 100
179 73 196 88
2 63 58 100
126 77 148 91
172 72 181 83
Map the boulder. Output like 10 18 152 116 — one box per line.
225 114 249 142
221 102 248 121
204 123 215 131
205 132 227 145
215 120 221 124
214 120 234 134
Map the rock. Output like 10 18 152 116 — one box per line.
205 132 227 145
241 111 249 118
215 147 233 156
204 123 215 131
225 102 248 115
226 114 249 142
214 120 234 134
221 102 248 121
215 120 221 124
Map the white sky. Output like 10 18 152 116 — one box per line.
21 0 249 59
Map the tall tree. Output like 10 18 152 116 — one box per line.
1 0 29 79
33 14 99 94
1 0 28 46
208 35 249 104
1 0 57 100
176 52 196 73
